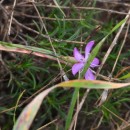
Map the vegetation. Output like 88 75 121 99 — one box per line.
0 0 130 130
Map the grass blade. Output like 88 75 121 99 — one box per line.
13 79 130 130
64 88 79 130
57 80 130 89
13 86 56 130
119 73 130 80
81 18 126 78
64 18 127 130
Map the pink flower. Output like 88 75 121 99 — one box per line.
72 41 99 80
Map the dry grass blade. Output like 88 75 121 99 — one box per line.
13 86 56 130
7 0 17 35
41 4 130 15
110 21 130 77
0 44 64 63
57 80 130 89
96 9 130 106
37 119 57 130
115 66 130 78
96 9 130 78
13 79 130 130
1 1 130 130
32 2 69 81
53 0 66 17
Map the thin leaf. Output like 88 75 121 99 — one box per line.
13 80 130 130
57 80 130 89
13 90 26 123
53 0 66 17
13 86 56 130
0 41 75 64
119 73 130 80
66 18 127 130
65 88 79 130
81 18 126 78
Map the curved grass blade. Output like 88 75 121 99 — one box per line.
13 90 26 124
66 18 127 130
13 86 56 130
57 80 130 89
0 41 75 65
81 18 126 78
13 80 130 130
53 0 66 17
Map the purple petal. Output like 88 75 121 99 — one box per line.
85 41 95 59
73 47 84 62
91 58 99 67
72 63 84 75
85 69 95 80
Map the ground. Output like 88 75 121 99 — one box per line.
0 0 130 130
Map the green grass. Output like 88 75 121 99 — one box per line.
0 1 130 130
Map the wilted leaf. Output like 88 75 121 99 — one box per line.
57 80 130 89
13 80 130 130
13 86 56 130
